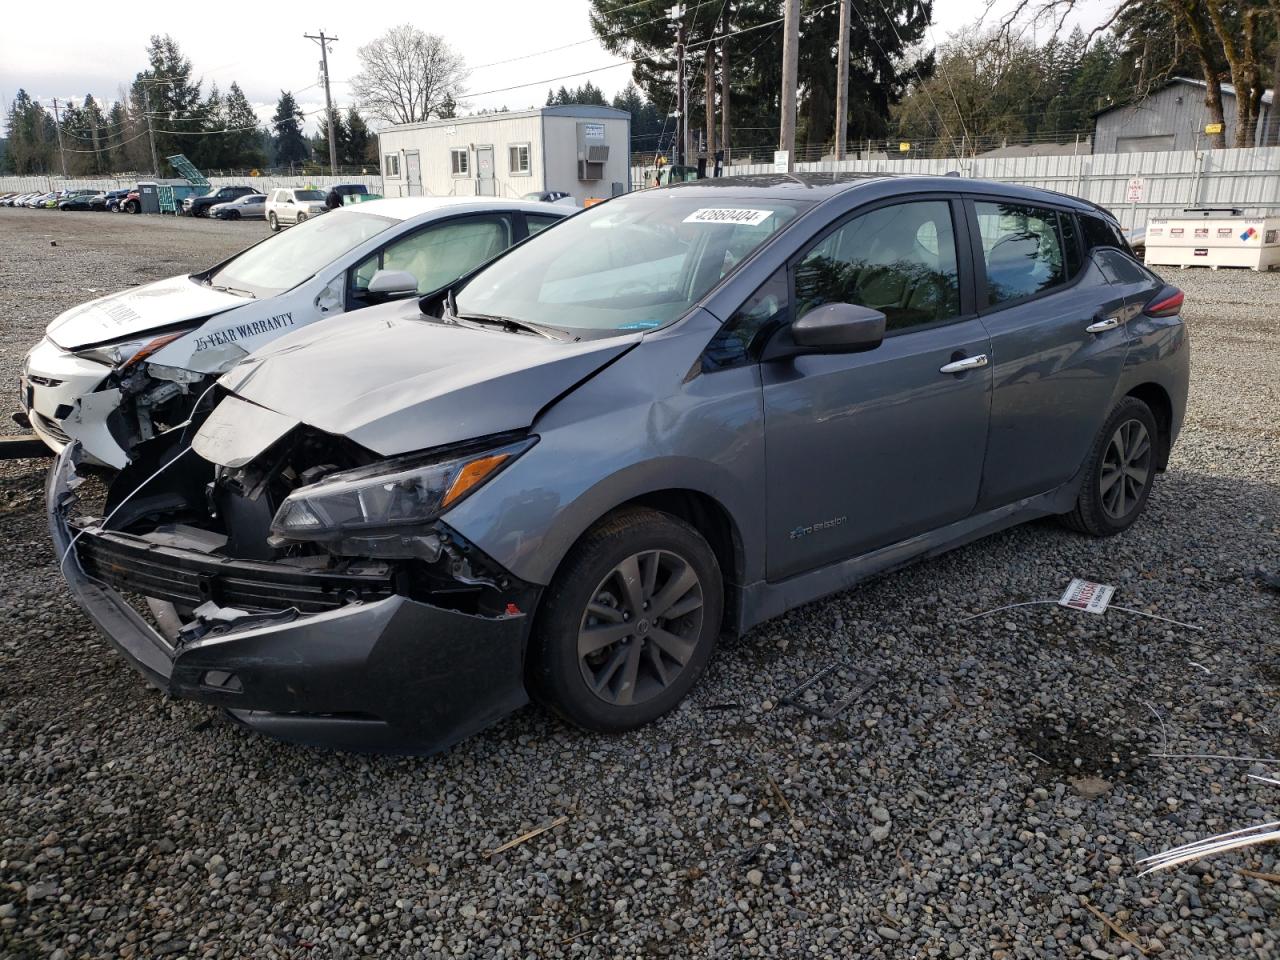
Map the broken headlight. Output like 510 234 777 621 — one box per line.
269 435 536 558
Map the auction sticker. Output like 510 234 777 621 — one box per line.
1058 578 1115 615
683 208 773 226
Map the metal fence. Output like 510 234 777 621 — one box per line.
0 174 383 196
631 145 1280 232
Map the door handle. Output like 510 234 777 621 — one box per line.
1086 315 1122 334
939 354 989 375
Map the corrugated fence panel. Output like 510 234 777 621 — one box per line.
631 146 1280 231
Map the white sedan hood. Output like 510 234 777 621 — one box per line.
45 274 243 350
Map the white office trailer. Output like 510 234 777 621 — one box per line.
1145 215 1280 271
377 105 631 207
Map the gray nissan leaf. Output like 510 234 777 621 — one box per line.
49 174 1189 752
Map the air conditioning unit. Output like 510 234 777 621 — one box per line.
577 122 609 181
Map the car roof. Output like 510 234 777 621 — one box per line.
661 172 1105 216
337 196 573 222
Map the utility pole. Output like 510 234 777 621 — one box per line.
89 98 101 175
779 0 799 171
142 86 160 176
704 48 715 177
673 7 688 168
835 0 850 160
305 30 340 174
720 3 731 169
50 98 69 180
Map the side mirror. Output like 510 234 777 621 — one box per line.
365 269 420 300
764 302 886 360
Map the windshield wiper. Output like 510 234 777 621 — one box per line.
455 311 575 341
208 282 257 299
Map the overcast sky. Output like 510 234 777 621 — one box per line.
0 0 1110 133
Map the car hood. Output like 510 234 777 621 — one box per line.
46 275 245 350
213 303 640 458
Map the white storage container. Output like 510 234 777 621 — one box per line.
1144 215 1280 271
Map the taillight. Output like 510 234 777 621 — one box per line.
1144 287 1184 318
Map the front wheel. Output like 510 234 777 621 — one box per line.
529 508 723 733
268 212 279 231
1061 396 1159 537
295 212 307 224
226 210 240 221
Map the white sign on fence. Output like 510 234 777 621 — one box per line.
773 150 789 173
1125 176 1146 203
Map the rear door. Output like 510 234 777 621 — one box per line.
968 199 1131 509
760 196 993 580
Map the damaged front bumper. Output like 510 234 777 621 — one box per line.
47 443 532 753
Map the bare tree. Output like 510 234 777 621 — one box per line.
351 25 468 125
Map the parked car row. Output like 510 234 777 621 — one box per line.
2 182 373 220
30 177 1189 757
1 188 136 212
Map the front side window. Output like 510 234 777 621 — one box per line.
352 216 513 298
208 210 395 298
704 267 789 369
509 143 531 175
974 201 1067 306
455 194 806 335
451 149 469 177
384 154 400 177
794 200 961 332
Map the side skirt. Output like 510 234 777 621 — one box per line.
737 481 1079 635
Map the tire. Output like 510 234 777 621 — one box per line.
268 212 279 231
528 507 723 733
125 200 139 214
296 212 307 224
1061 396 1159 537
227 210 240 221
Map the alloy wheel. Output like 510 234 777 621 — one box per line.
1099 418 1152 520
577 549 704 707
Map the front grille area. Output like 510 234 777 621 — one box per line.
75 527 394 614
31 411 71 444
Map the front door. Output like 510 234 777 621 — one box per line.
967 200 1135 510
762 197 993 581
476 146 496 196
405 151 423 197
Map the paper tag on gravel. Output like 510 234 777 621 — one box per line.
1058 578 1115 614
683 208 773 226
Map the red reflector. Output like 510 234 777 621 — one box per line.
505 602 522 616
1145 290 1184 317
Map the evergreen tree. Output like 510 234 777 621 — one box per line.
221 83 266 170
130 35 205 172
4 89 57 174
313 108 350 171
272 91 309 166
344 108 376 167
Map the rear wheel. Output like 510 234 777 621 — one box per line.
268 212 279 231
529 508 723 733
1061 397 1159 537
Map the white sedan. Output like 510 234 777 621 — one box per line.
20 197 569 467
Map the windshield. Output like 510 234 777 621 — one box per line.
455 193 806 333
295 190 325 201
207 210 395 297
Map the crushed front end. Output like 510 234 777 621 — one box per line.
47 410 540 753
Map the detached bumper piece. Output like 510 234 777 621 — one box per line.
48 443 531 754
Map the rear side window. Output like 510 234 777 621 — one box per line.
1081 214 1126 251
525 214 561 237
793 199 961 332
1093 248 1155 286
974 201 1066 306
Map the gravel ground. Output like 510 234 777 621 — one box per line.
0 208 1276 959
